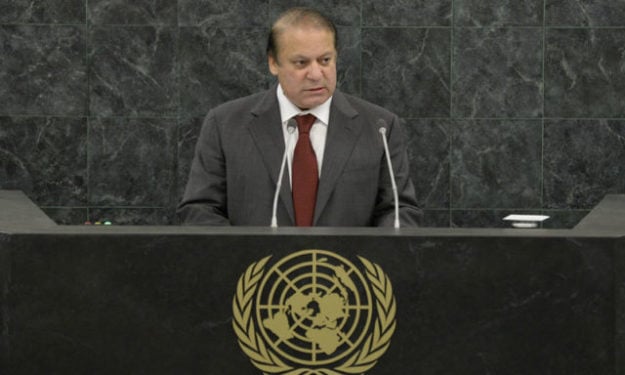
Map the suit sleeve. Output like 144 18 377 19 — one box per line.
176 111 231 225
373 115 422 227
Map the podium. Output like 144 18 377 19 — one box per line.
1 190 624 374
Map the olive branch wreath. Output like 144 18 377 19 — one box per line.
232 255 396 375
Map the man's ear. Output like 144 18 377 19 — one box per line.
268 55 279 76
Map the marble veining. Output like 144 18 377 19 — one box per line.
88 117 176 207
178 26 271 117
269 0 361 27
0 116 87 206
403 119 451 209
546 0 625 26
0 25 87 115
89 26 177 116
545 28 625 118
544 119 625 209
335 27 361 96
451 120 542 209
362 27 450 118
0 0 85 24
362 0 452 26
88 0 176 25
455 0 543 26
453 27 543 118
179 0 270 27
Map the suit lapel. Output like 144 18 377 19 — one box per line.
314 91 360 224
247 87 295 224
246 88 361 226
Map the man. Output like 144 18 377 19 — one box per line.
177 7 421 227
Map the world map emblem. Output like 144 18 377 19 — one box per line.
232 249 397 374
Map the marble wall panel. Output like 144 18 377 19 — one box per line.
0 0 85 24
362 27 450 118
403 119 451 208
546 0 625 26
544 119 625 209
0 116 87 206
178 27 271 117
0 25 87 116
362 0 452 26
269 0 361 26
1 0 625 226
179 0 270 27
88 117 177 207
545 28 625 118
88 0 177 25
453 27 543 118
455 0 543 26
335 27 361 96
89 26 177 116
451 120 542 209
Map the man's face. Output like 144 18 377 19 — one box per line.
268 26 337 110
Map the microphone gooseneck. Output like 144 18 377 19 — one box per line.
378 120 400 229
271 119 297 228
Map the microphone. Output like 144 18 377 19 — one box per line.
271 119 297 228
378 120 400 229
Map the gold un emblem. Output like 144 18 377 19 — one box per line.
232 249 397 374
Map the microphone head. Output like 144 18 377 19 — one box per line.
377 119 388 134
287 118 297 134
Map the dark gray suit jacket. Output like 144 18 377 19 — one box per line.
177 86 421 227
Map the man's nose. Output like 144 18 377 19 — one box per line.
306 62 323 79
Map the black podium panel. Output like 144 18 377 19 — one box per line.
1 231 621 374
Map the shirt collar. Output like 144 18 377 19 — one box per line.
276 84 331 126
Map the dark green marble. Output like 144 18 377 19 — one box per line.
88 117 177 207
544 120 625 209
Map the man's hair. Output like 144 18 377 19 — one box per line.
266 7 338 61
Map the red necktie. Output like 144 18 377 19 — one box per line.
292 114 318 226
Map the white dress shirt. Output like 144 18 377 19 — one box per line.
276 84 331 182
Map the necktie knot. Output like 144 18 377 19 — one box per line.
295 114 316 134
